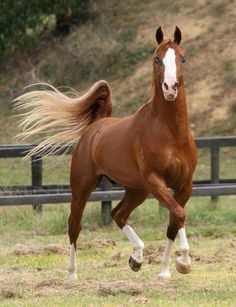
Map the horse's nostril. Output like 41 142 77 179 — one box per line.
173 82 179 91
163 82 168 90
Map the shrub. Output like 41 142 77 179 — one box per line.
0 0 90 59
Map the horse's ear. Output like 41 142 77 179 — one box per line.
155 26 163 45
174 26 182 44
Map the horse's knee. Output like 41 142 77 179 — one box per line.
112 210 127 229
174 207 185 225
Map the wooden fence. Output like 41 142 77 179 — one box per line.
0 136 236 224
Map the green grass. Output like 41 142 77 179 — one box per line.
0 197 236 306
1 196 235 237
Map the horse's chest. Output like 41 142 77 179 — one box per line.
141 138 195 189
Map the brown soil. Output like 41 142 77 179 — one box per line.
34 277 144 298
12 240 117 257
0 287 21 299
13 243 68 256
80 239 117 249
143 244 163 265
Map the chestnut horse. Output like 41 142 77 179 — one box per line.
14 26 197 279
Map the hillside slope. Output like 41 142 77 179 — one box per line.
0 0 235 143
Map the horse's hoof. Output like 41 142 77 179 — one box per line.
175 257 191 274
68 271 78 280
158 272 171 279
158 273 171 279
129 256 142 272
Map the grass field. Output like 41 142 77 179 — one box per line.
0 196 236 306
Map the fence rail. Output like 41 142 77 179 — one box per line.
0 136 236 224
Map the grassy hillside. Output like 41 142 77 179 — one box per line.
0 0 235 143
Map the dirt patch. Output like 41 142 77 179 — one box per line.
101 251 128 268
97 280 143 296
35 277 143 297
0 270 179 301
37 278 65 289
13 243 68 256
13 240 117 256
142 244 236 266
213 249 236 263
143 244 163 265
36 278 79 297
0 287 21 299
129 295 148 305
78 239 117 252
44 244 68 254
174 249 236 264
103 244 164 268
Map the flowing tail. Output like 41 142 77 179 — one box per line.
14 80 112 158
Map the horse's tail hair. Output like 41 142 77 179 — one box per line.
13 80 112 158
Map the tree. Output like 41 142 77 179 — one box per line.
0 0 90 59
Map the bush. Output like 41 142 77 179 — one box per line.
0 0 90 59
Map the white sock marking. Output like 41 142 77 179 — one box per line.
68 244 77 277
159 239 173 278
178 228 191 265
179 228 189 251
122 225 144 263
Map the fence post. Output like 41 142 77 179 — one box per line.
210 146 220 206
31 156 43 212
101 177 112 225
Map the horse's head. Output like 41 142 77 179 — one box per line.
153 26 185 102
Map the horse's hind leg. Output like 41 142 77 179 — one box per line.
111 188 148 272
68 149 98 280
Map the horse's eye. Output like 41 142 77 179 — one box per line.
154 56 161 65
181 56 186 63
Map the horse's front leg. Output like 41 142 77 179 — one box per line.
143 173 187 278
173 187 192 274
175 227 191 274
111 188 148 272
159 185 193 277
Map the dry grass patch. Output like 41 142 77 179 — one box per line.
13 243 68 256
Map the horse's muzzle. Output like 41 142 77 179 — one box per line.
162 81 179 101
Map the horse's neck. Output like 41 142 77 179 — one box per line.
152 85 189 142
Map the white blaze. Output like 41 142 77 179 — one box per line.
163 48 177 84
